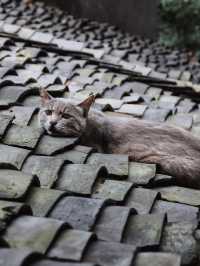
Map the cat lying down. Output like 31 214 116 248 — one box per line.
39 89 200 188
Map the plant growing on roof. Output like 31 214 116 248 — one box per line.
159 0 200 52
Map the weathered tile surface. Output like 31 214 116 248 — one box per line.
93 180 133 202
0 2 199 266
0 144 30 170
49 196 105 231
48 229 93 261
55 145 92 163
152 200 199 223
0 200 31 222
123 214 166 248
3 125 42 149
128 162 156 185
0 170 34 200
160 222 199 265
0 248 39 266
22 155 64 188
94 206 131 242
0 114 13 138
117 104 147 117
25 187 65 217
134 252 181 266
31 261 95 266
126 188 158 214
36 135 78 155
56 164 104 195
84 240 137 266
87 153 128 177
155 186 200 206
3 215 64 253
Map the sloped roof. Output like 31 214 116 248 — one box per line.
0 1 199 266
2 0 200 85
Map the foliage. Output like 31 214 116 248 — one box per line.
159 0 200 50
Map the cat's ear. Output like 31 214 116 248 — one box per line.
39 88 52 105
78 94 95 117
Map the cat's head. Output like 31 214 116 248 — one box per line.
38 89 95 137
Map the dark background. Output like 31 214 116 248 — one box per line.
41 0 159 38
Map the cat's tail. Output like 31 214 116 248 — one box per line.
160 155 200 188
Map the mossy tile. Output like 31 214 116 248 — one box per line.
0 200 31 222
3 215 64 254
0 169 35 200
160 222 198 265
25 187 65 217
3 125 42 149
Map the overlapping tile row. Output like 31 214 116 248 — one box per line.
1 0 200 84
0 24 199 131
0 5 198 266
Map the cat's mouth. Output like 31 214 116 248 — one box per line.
46 125 61 136
46 126 80 138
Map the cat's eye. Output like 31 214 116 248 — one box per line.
45 110 52 116
62 113 71 119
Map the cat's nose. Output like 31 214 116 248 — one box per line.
49 121 57 131
50 121 57 126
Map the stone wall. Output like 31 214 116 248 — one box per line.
41 0 159 38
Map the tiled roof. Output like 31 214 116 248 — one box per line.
0 1 199 266
1 0 200 84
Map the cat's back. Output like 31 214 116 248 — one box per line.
108 115 200 157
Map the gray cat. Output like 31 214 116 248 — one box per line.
39 89 200 188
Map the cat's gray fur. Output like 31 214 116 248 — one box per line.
39 89 200 188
